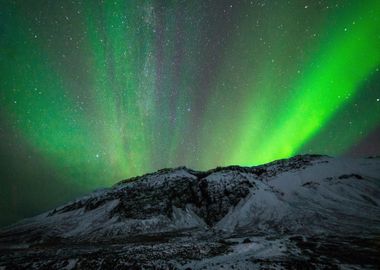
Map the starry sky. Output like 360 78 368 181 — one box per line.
1 0 380 226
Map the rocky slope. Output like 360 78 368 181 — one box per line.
0 155 380 269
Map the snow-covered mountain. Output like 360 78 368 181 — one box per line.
1 155 380 269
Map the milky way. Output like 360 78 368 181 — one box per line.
0 0 379 225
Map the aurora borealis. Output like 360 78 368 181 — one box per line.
1 0 380 226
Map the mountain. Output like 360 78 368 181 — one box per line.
0 155 380 269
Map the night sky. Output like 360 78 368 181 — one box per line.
1 0 379 226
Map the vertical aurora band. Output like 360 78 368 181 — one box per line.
256 1 380 161
200 1 380 166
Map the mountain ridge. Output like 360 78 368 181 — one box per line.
1 154 380 269
116 154 328 185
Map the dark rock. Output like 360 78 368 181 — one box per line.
242 238 251 243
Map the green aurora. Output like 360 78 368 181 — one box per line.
0 0 380 225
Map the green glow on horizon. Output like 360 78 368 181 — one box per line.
0 8 97 184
